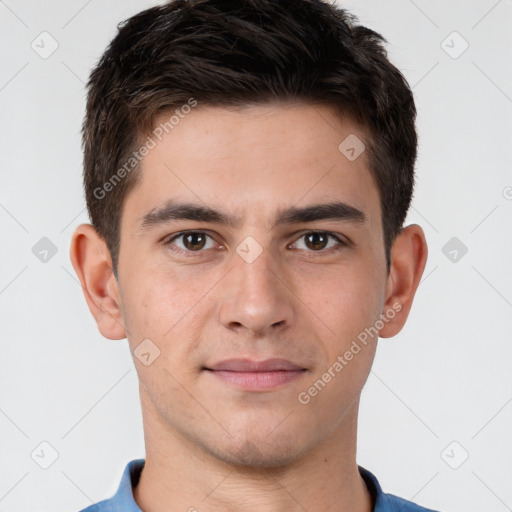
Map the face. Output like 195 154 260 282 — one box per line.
115 103 391 466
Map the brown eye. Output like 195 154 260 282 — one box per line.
165 231 217 253
182 232 207 251
291 231 346 253
304 232 329 251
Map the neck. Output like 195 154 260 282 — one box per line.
133 396 373 512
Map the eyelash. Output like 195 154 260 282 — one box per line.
162 230 347 257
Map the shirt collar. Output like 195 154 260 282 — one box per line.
100 459 416 512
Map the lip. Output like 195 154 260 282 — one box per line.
205 358 305 372
204 358 307 391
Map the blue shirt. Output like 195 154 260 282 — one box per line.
79 459 440 511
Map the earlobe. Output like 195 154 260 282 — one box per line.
69 223 127 340
379 224 428 338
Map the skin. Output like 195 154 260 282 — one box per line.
70 103 427 512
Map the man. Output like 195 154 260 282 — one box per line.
70 0 433 510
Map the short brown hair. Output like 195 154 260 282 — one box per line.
82 0 417 277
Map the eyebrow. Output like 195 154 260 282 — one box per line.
137 199 367 232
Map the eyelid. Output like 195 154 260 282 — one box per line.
162 229 348 256
162 229 217 243
163 230 221 252
288 230 348 251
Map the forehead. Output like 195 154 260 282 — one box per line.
123 103 381 230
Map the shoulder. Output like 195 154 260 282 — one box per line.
76 459 145 512
358 466 442 512
77 498 115 512
383 492 441 512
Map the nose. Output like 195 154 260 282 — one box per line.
217 244 295 337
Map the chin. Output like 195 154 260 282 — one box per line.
204 429 311 469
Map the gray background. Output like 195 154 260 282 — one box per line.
1 1 511 511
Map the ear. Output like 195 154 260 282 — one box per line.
379 224 428 338
69 223 126 340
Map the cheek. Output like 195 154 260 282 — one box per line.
121 259 193 332
299 260 384 340
297 270 381 416
121 263 214 374
319 264 384 390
